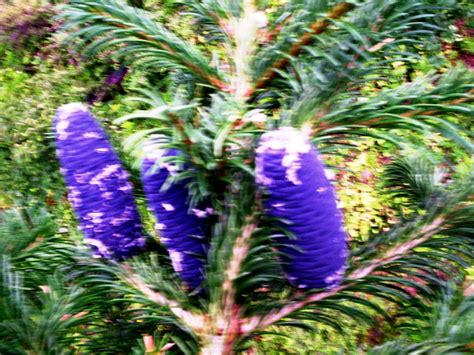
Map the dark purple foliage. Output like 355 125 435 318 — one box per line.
105 66 129 86
0 3 80 67
256 127 347 289
54 103 146 259
141 150 209 290
459 51 474 69
0 3 55 49
87 65 129 104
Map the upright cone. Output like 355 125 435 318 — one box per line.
256 127 347 289
141 150 209 289
54 103 145 259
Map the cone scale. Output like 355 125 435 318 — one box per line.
54 103 146 259
141 150 209 289
256 127 347 289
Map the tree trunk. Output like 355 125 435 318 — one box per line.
200 334 236 355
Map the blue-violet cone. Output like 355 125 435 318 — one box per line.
141 150 210 289
54 103 146 259
256 127 347 289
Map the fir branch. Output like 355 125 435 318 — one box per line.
350 89 474 128
59 0 228 90
368 285 474 354
0 257 94 353
245 173 473 336
253 1 355 91
0 207 75 287
382 155 442 208
241 285 344 333
348 217 445 280
43 1 474 353
278 0 460 125
183 0 241 42
122 266 206 332
309 72 474 150
240 212 457 333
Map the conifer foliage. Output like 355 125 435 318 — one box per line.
1 0 473 354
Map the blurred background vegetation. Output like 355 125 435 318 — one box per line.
0 0 473 353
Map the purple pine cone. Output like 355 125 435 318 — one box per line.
256 127 347 289
54 103 146 259
141 150 209 289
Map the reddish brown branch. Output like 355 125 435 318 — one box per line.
312 88 474 135
348 217 444 280
253 2 355 91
